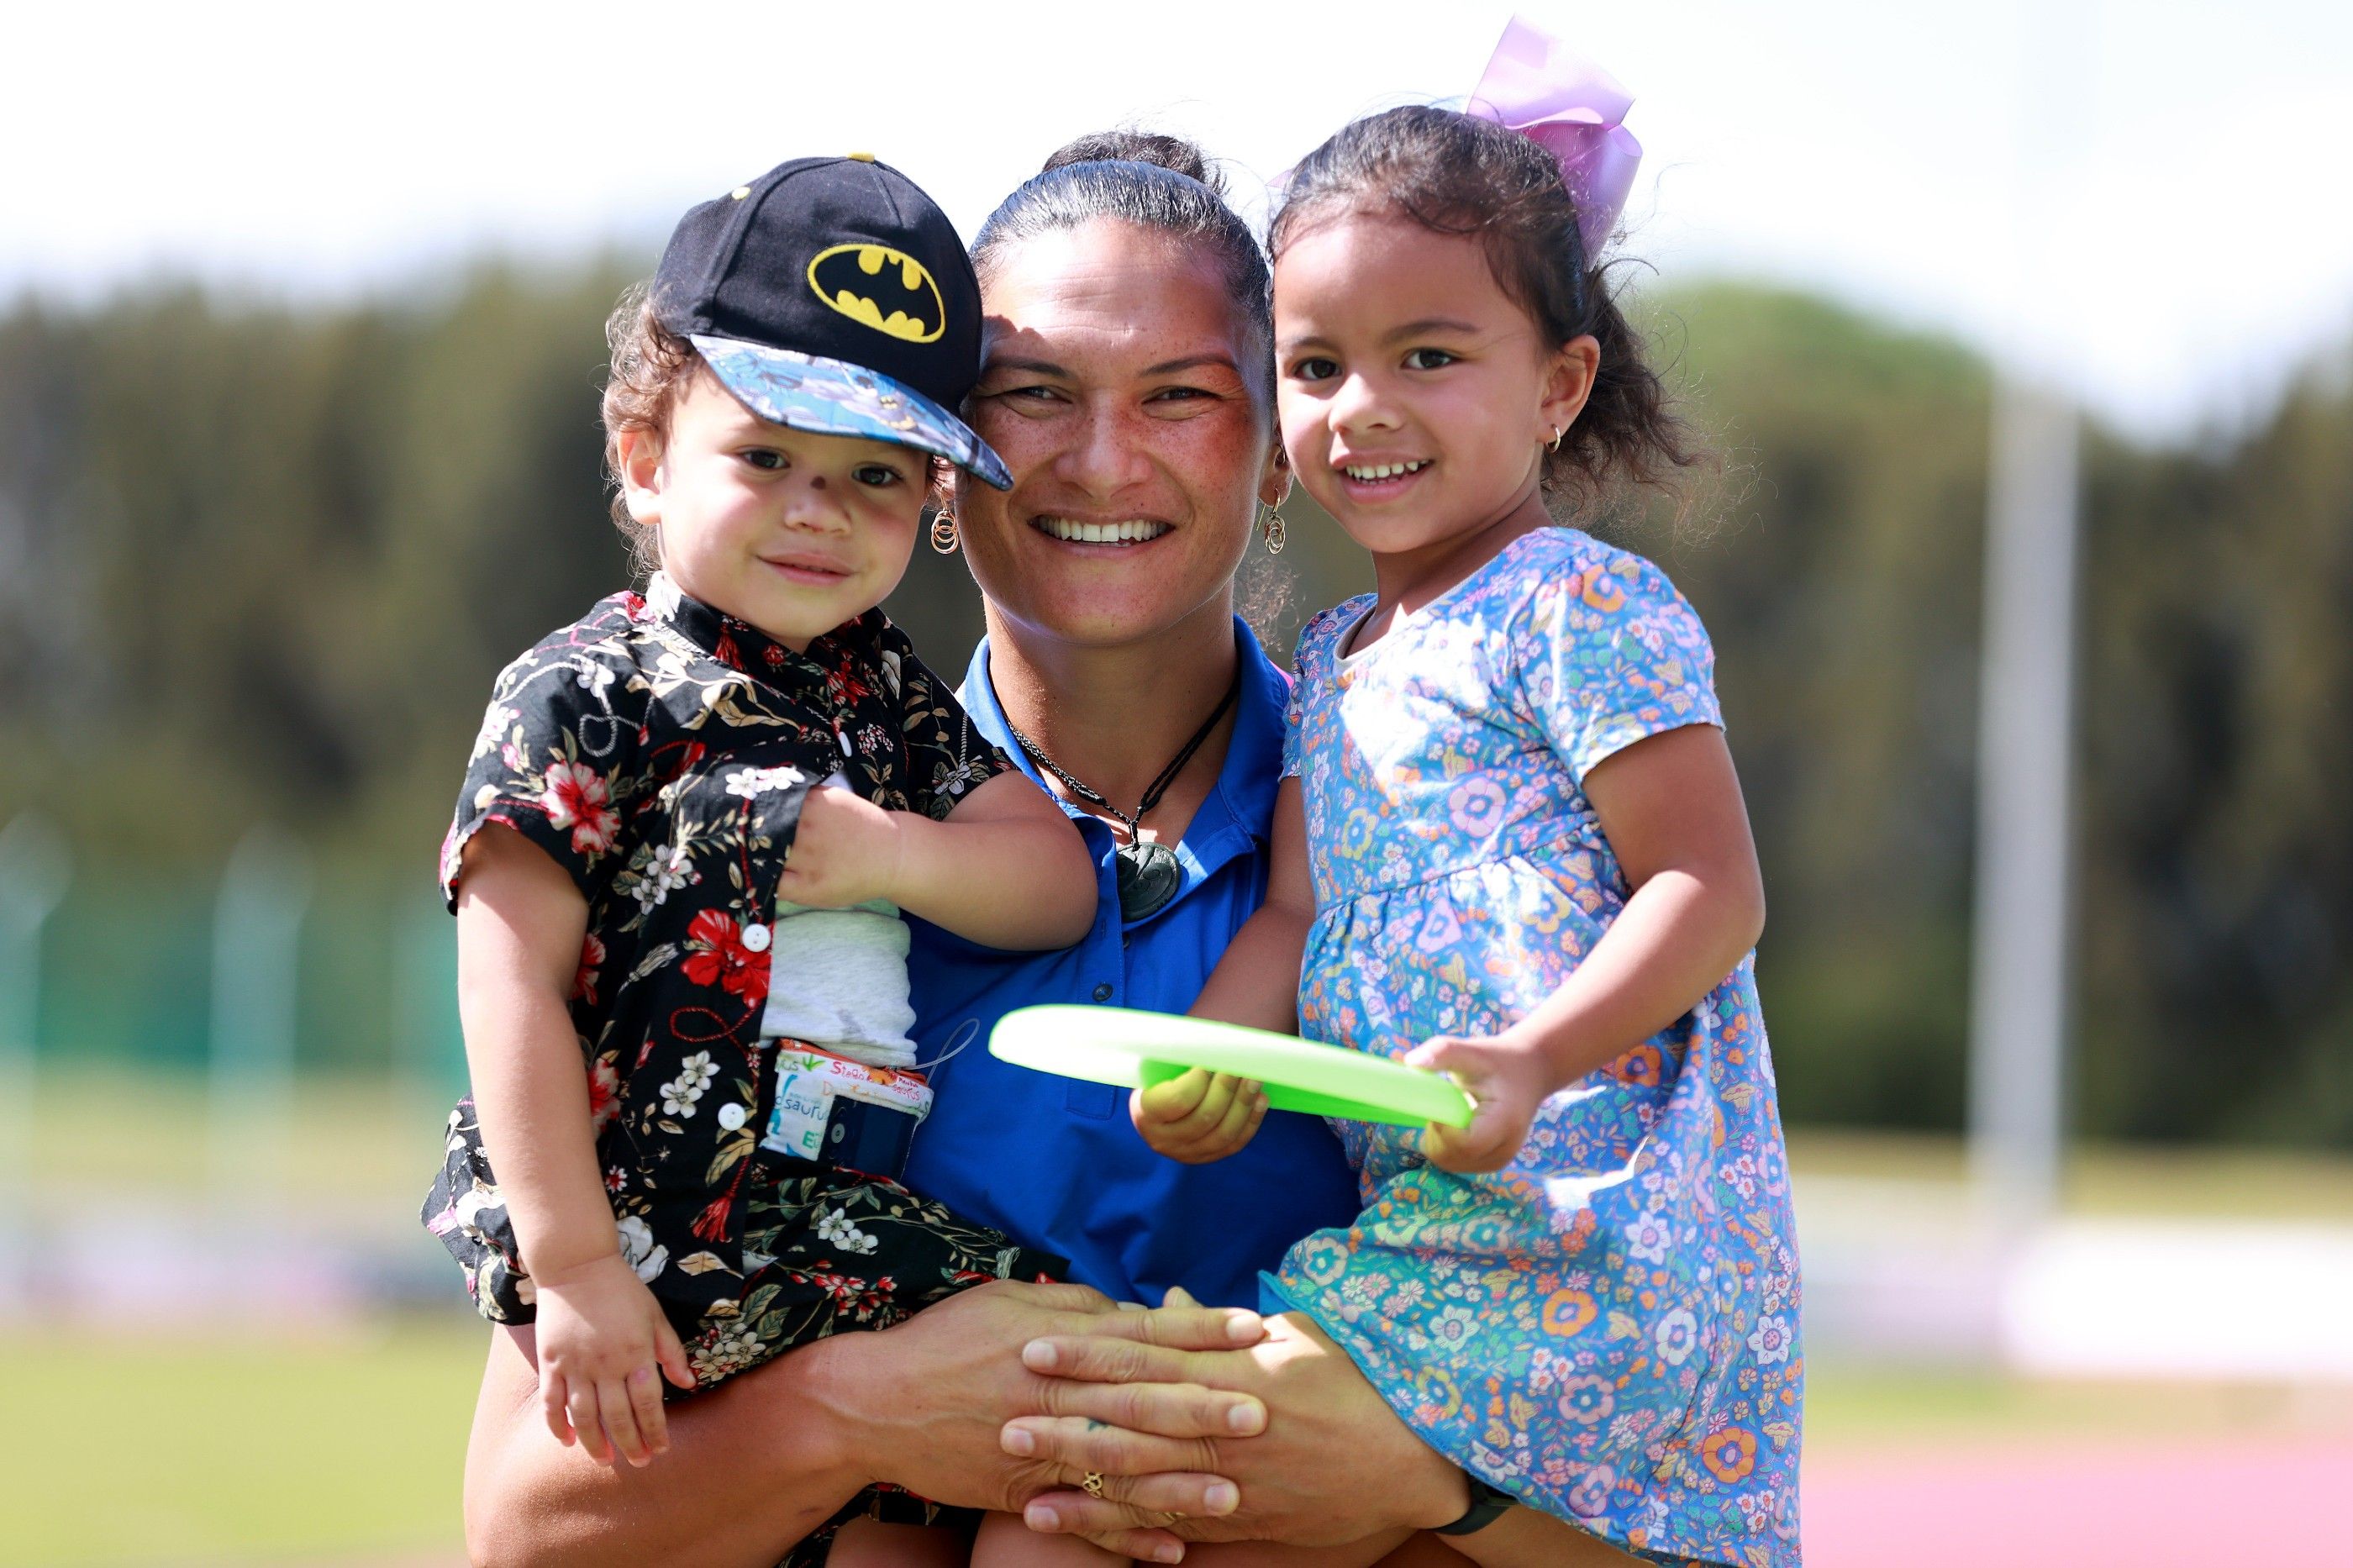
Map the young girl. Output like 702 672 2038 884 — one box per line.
421 155 1100 1568
1137 96 1803 1568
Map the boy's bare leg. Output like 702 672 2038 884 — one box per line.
825 1517 974 1567
974 1508 1127 1564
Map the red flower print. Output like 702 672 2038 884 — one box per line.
541 761 620 853
585 1056 622 1133
682 909 771 1003
573 932 606 1004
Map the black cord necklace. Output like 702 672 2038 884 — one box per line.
1007 668 1241 922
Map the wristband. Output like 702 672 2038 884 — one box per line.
1431 1472 1515 1536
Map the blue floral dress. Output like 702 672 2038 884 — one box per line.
1276 529 1803 1568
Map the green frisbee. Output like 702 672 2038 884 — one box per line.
988 1004 1474 1130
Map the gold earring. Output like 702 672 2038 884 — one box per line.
1261 505 1287 555
929 509 960 555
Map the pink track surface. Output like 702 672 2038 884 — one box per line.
1804 1436 2353 1565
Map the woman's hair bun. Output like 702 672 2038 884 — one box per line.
1039 130 1223 195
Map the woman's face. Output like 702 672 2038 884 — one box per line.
956 220 1285 650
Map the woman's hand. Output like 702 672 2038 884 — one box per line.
835 1281 1271 1513
463 1278 1269 1568
1003 1309 1471 1556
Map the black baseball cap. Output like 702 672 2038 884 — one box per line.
652 155 1010 489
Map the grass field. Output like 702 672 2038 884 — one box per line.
7 1068 2349 1566
7 1318 2342 1568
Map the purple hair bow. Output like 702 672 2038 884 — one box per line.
1466 17 1642 258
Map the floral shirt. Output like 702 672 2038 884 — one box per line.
434 572 1010 1315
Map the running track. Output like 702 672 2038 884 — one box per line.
1805 1436 2353 1565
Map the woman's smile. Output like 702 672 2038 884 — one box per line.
1026 515 1176 547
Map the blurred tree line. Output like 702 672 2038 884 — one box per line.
0 264 2345 1145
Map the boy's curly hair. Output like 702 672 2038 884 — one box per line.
599 282 700 577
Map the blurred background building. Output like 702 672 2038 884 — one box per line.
2 3 2348 1564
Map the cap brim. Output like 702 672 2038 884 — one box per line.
690 334 1012 490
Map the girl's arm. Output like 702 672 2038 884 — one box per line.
456 827 692 1465
1129 781 1312 1161
776 770 1096 950
1191 779 1313 1032
1413 723 1765 1171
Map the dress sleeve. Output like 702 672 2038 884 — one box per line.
883 622 1013 822
1280 610 1334 781
439 634 644 911
1515 548 1724 785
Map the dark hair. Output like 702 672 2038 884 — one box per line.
1271 105 1698 514
971 130 1273 403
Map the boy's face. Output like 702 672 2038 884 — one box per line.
620 369 927 650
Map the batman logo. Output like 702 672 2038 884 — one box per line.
807 244 945 345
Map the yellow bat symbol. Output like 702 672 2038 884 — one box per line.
807 244 945 345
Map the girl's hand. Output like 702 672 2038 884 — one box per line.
531 1251 697 1467
1131 1069 1269 1164
777 787 906 908
1405 1032 1551 1174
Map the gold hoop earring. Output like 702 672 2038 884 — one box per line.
929 509 960 555
1261 506 1287 555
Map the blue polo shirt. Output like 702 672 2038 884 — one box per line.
903 619 1361 1308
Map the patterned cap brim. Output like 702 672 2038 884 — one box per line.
689 334 1013 490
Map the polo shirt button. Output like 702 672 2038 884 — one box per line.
1092 982 1113 1002
741 923 772 952
717 1102 747 1131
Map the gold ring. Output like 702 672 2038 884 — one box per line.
1081 1471 1106 1499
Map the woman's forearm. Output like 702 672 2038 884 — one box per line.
465 1280 1264 1568
465 1323 871 1568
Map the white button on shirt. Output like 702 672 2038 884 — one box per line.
741 923 773 954
717 1102 747 1131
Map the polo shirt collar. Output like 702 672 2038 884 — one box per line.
961 617 1287 905
644 570 867 683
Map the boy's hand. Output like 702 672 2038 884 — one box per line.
1405 1032 1550 1175
530 1251 697 1467
1131 1067 1268 1164
777 787 904 908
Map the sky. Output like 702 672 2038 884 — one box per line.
7 0 2350 439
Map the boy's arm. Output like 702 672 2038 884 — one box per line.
780 771 1096 950
456 826 615 1281
456 826 691 1462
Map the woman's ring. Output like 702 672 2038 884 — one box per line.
1082 1471 1106 1499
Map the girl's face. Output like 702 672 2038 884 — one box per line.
619 371 927 649
1274 211 1594 561
955 219 1286 650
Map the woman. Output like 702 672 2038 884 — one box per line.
461 135 1629 1568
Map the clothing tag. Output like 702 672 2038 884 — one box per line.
761 1070 836 1159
